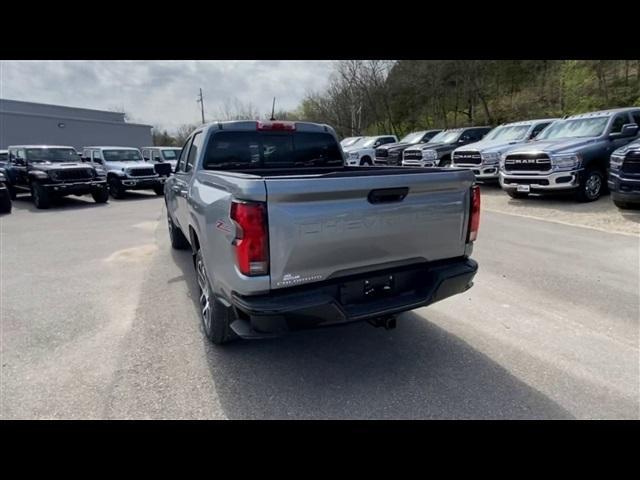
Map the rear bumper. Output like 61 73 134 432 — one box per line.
608 172 640 203
228 257 478 338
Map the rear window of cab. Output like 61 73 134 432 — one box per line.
203 131 343 170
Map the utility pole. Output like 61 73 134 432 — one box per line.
270 97 276 121
197 88 205 124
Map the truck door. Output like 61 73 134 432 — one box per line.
174 131 204 231
12 148 28 189
608 113 634 153
167 136 193 230
152 149 162 164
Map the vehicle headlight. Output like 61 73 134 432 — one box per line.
32 170 49 179
552 153 581 170
481 152 500 165
609 155 624 170
349 152 359 158
423 150 438 160
95 168 107 177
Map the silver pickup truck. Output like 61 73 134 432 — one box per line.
165 120 480 344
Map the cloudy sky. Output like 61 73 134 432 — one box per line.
0 61 335 131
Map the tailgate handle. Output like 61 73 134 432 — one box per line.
368 187 409 204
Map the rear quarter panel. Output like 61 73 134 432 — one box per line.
188 170 272 298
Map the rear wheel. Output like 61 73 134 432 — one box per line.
195 249 236 345
153 184 165 196
92 186 109 203
360 156 372 166
506 190 529 199
576 169 603 202
167 210 189 249
31 182 51 209
109 177 125 199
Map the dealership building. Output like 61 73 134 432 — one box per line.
0 99 153 150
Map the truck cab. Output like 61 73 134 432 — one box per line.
3 145 108 209
374 130 443 166
82 146 166 199
451 119 557 182
403 127 493 167
344 135 398 166
499 108 640 202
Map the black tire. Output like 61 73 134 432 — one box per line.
108 177 125 199
507 190 529 199
0 194 11 214
576 169 604 202
153 184 165 196
613 200 639 210
360 156 372 166
31 182 51 209
92 186 109 203
195 249 236 345
167 210 190 250
8 184 17 200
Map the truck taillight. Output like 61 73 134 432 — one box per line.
468 185 481 242
256 121 296 131
230 201 269 276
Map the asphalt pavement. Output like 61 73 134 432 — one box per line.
1 189 638 419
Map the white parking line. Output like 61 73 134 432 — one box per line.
484 208 640 238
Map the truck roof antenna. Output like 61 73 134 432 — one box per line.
270 97 276 121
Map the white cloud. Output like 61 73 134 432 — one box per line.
0 60 335 132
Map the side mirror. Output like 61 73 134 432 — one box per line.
94 158 103 165
143 156 149 161
14 158 25 166
611 123 639 139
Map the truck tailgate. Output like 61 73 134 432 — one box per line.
265 169 475 289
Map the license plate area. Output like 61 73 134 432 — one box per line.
517 184 531 193
339 269 421 305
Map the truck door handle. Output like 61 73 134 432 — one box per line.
368 187 409 204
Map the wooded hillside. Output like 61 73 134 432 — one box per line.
293 60 640 139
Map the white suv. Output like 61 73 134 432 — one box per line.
344 135 398 166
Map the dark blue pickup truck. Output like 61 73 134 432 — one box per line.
499 108 640 202
608 138 640 209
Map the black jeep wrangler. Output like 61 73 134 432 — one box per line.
3 145 109 209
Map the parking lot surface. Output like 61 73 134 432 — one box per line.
1 188 638 419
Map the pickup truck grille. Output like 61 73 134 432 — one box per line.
375 148 388 158
127 167 157 177
52 168 94 181
403 150 423 160
453 151 481 165
504 153 551 173
622 152 640 175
